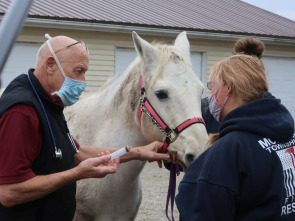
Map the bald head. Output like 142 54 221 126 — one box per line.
34 35 89 95
36 36 82 65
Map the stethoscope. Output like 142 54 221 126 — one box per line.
28 74 79 160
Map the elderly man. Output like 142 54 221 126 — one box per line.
0 35 170 220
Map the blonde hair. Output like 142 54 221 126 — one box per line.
207 38 268 146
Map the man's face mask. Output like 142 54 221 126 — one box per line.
45 34 87 107
207 81 230 122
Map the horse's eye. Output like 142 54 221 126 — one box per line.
155 90 168 100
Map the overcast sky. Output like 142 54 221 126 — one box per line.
242 0 295 21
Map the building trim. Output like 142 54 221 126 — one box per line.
1 16 294 46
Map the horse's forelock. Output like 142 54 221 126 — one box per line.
152 44 192 80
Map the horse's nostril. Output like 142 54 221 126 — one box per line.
186 154 195 164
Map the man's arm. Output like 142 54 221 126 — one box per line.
0 153 119 207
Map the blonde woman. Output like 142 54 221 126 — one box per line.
176 38 295 221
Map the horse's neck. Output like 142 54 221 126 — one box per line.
95 62 149 177
84 60 147 147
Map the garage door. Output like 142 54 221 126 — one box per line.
263 56 295 118
1 42 41 88
115 47 206 84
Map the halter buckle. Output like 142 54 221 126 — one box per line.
167 130 178 143
140 91 146 100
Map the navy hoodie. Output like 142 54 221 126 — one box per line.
176 92 295 221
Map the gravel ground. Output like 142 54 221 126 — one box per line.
135 162 184 221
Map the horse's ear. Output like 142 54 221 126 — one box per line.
174 31 190 58
132 31 157 63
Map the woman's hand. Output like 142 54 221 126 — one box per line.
130 141 171 168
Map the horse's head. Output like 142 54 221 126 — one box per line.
133 32 208 170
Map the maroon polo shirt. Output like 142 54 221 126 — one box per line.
0 93 79 184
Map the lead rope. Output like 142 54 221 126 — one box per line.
165 164 180 221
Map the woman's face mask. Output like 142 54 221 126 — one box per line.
207 81 230 122
45 34 87 107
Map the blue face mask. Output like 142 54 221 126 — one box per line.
45 34 86 106
51 77 86 106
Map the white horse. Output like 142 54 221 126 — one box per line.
64 31 208 221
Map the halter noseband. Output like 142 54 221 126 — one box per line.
138 75 206 153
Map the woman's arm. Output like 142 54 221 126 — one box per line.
75 141 170 166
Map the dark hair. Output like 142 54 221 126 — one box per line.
234 38 265 59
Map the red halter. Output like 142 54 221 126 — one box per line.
139 75 205 153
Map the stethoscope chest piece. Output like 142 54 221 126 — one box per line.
28 74 64 161
54 147 62 160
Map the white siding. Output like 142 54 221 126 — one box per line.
2 27 294 101
1 42 41 88
263 56 295 118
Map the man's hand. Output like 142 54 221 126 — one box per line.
73 151 119 179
